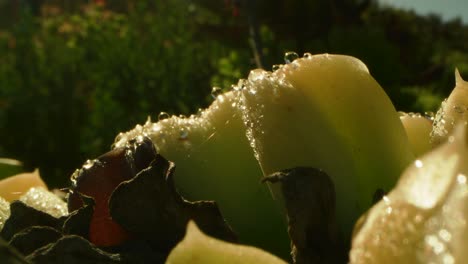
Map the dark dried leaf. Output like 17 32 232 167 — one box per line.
67 136 157 247
262 167 346 264
26 235 121 264
109 154 237 254
63 194 94 238
1 201 62 241
117 240 166 264
0 236 29 264
9 226 62 256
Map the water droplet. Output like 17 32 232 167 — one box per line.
424 111 435 121
272 64 282 71
284 51 298 64
83 159 96 170
114 132 124 143
151 124 161 132
303 52 312 59
211 87 222 99
453 105 465 114
415 159 423 168
443 254 455 264
382 195 391 204
448 135 455 143
386 206 393 214
217 94 225 103
236 79 246 91
179 128 188 140
438 229 452 242
457 174 466 184
158 112 170 121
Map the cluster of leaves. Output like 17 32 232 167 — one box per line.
0 137 237 263
1 0 468 187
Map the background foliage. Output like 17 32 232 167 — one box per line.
0 0 467 187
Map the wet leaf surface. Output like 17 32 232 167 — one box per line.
262 167 346 264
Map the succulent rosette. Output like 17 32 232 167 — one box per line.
1 53 468 263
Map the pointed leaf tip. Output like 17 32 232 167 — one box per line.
455 68 467 86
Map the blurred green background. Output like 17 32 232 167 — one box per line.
0 0 467 187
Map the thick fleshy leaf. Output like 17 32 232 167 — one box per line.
399 112 433 156
19 187 68 218
432 69 468 145
113 92 289 257
350 125 468 263
240 54 414 236
166 221 287 264
0 170 47 202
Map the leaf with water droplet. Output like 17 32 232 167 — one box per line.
303 52 312 59
431 70 468 146
350 125 468 263
158 112 170 121
272 64 282 71
284 52 298 64
211 87 223 99
241 54 413 240
399 112 432 156
179 128 188 140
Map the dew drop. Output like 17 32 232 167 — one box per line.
236 79 246 91
415 159 423 168
284 51 298 64
158 112 170 121
83 159 96 170
179 128 189 140
211 87 222 99
457 174 467 184
386 206 393 214
438 229 452 242
453 105 465 114
151 124 161 132
303 52 312 59
114 132 124 143
272 64 282 71
424 111 435 121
